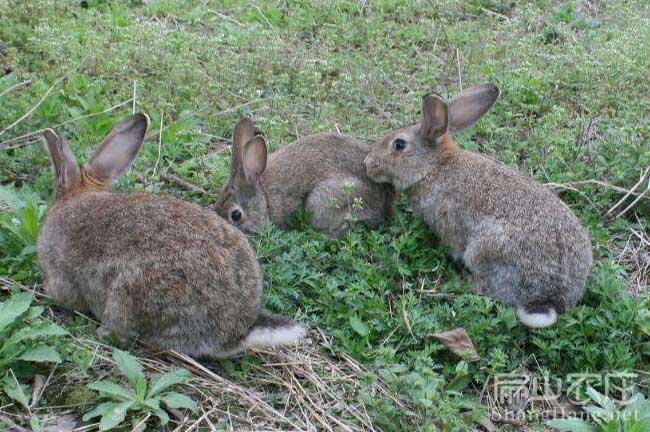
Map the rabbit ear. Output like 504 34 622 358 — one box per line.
449 84 499 133
88 113 149 182
231 117 255 174
421 92 449 142
242 135 267 182
42 128 79 194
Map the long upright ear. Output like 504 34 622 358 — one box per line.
420 93 449 142
449 84 500 134
231 117 255 174
88 113 149 183
42 128 79 195
242 136 267 182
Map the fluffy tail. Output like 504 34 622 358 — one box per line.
516 305 557 328
242 312 306 349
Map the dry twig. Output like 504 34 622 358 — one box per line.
606 167 650 218
161 172 209 196
0 55 88 138
0 75 68 138
0 98 133 150
0 80 32 99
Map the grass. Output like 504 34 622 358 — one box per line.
1 0 649 430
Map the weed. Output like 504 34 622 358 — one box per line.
0 186 45 283
0 290 67 429
84 349 197 431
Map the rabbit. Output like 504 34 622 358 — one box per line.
214 118 395 238
37 113 305 358
364 84 593 328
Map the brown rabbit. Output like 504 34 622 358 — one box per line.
214 118 395 237
37 114 305 358
364 85 593 328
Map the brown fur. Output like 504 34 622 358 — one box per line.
37 114 305 357
215 119 395 238
364 85 593 327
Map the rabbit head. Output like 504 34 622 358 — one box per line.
364 84 500 190
42 114 150 200
215 117 269 233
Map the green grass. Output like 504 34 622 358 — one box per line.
1 0 649 430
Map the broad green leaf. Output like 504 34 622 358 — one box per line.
83 402 116 421
143 398 169 425
623 393 645 413
349 316 369 337
600 420 621 432
18 345 62 363
20 204 40 243
113 349 144 387
147 369 192 398
4 322 67 350
135 376 147 402
545 419 596 432
99 401 133 431
583 405 613 421
0 292 32 331
161 392 198 413
24 306 44 320
0 322 65 360
624 393 650 419
586 387 616 413
3 374 30 409
88 380 135 401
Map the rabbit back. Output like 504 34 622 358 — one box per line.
262 133 394 230
409 151 592 312
38 192 263 355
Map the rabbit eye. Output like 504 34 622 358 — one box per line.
393 138 407 151
231 209 243 222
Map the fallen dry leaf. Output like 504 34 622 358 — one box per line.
430 327 480 362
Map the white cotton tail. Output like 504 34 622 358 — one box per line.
242 312 306 349
516 306 557 328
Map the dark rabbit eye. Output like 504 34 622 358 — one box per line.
231 209 243 222
393 138 406 151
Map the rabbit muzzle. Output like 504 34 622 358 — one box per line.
364 154 387 182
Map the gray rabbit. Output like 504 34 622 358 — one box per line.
215 118 395 237
364 85 593 327
37 114 305 357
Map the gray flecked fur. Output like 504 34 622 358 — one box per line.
37 114 304 357
215 118 395 238
364 85 592 326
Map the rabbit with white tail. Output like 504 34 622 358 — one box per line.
364 85 592 328
214 118 395 238
37 114 305 357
